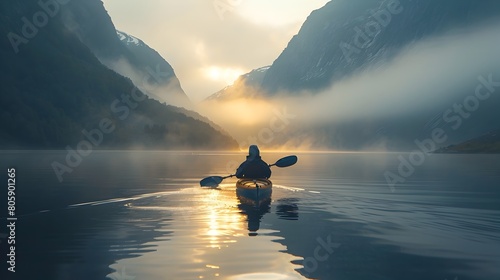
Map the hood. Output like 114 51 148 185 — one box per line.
248 145 260 160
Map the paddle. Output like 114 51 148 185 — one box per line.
200 155 298 187
200 174 234 188
269 155 298 168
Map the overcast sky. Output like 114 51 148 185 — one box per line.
101 0 330 101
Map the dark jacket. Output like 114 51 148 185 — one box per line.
236 145 271 179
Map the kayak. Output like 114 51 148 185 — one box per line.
236 178 272 206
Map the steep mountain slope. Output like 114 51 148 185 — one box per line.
0 0 237 149
115 30 191 108
206 66 270 101
261 0 500 94
60 0 191 108
204 0 500 150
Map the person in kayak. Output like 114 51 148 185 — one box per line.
236 145 271 179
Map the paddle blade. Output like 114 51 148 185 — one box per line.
200 176 223 187
275 155 298 168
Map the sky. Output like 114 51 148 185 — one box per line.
101 0 331 102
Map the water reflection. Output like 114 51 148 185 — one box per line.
9 202 172 280
179 184 303 279
2 151 499 280
200 187 247 249
236 183 272 236
276 198 300 221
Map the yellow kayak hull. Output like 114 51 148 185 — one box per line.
236 179 272 206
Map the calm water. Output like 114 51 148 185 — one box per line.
0 151 499 280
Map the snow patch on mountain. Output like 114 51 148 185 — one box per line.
256 66 270 73
116 30 143 47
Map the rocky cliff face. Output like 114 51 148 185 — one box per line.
115 30 191 108
205 0 500 150
261 0 500 94
61 0 191 108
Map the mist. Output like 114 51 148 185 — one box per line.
200 21 500 149
298 22 500 124
102 0 329 101
104 57 193 109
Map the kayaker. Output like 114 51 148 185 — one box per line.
236 145 271 179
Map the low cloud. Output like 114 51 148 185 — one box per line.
292 22 500 124
200 21 500 149
104 57 192 108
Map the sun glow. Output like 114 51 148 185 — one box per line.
200 98 275 127
204 66 246 85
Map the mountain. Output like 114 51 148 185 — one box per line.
0 0 237 150
60 0 191 108
206 66 270 101
115 30 191 108
206 0 500 150
261 0 500 94
436 129 500 153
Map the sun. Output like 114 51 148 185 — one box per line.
204 66 246 85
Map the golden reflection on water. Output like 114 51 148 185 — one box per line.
110 183 304 279
203 188 247 249
191 184 303 279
